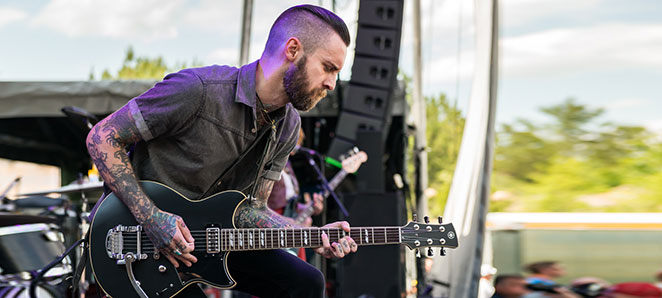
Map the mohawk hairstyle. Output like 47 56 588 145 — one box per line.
264 4 350 56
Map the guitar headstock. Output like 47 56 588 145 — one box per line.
400 215 458 256
340 147 368 173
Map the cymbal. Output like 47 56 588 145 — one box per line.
17 181 104 196
0 213 57 227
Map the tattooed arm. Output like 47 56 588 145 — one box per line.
86 105 196 268
235 177 358 258
235 178 300 228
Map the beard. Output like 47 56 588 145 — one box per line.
283 55 327 111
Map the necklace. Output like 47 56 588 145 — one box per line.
255 94 276 131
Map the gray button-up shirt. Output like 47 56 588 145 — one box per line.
126 61 300 200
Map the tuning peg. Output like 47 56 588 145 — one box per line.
438 216 443 224
427 247 434 257
424 216 430 223
415 248 421 258
413 213 418 222
352 146 359 154
440 248 446 256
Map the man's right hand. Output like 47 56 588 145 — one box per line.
141 209 197 268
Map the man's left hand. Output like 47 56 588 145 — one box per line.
314 221 358 258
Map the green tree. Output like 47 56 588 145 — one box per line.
95 46 202 80
424 94 465 216
495 119 556 182
491 98 662 212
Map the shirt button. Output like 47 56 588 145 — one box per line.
251 128 256 133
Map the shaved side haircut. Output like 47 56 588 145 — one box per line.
264 4 350 56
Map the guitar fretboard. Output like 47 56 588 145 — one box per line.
215 227 400 252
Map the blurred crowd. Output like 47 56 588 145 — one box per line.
482 261 662 298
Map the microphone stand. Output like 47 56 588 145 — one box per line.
302 152 349 218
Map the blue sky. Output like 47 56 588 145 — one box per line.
1 0 661 131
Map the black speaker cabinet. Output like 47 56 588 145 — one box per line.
354 130 385 193
357 1 404 29
337 191 406 298
342 84 391 119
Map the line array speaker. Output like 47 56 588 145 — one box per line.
328 0 405 195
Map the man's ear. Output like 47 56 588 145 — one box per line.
284 37 302 62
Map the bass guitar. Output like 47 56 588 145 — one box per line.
88 181 458 298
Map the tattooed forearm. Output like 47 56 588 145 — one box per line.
235 178 302 229
86 105 156 223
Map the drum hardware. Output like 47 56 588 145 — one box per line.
1 177 21 202
28 238 84 298
16 181 104 197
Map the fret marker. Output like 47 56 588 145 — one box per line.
260 232 265 247
363 229 369 243
280 230 285 247
229 231 234 248
238 232 243 248
304 230 308 245
249 231 254 247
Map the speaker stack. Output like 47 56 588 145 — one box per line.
328 0 405 195
327 1 407 298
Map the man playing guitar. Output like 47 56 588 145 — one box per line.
86 5 356 297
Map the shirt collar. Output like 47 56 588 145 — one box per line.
235 59 289 123
235 60 259 108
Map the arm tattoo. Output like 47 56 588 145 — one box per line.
235 178 301 229
86 105 156 223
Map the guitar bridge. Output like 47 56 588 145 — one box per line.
106 225 148 264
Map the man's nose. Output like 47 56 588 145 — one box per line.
323 75 336 91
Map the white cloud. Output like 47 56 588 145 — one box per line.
604 98 652 110
206 48 238 65
31 0 186 41
183 0 242 34
0 7 28 29
501 0 603 28
501 23 662 77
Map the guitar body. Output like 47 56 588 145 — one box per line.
89 181 246 298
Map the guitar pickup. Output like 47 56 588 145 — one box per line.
206 227 221 254
106 225 148 264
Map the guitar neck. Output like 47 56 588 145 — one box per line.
294 169 348 223
217 226 400 252
323 169 348 198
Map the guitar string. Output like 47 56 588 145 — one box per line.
119 229 414 252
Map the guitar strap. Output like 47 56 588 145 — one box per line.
247 123 278 199
197 125 274 200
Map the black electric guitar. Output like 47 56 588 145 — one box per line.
294 149 368 224
88 181 458 298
